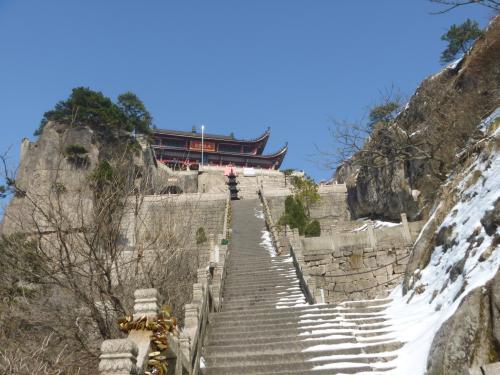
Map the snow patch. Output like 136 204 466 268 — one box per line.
446 56 463 70
385 139 500 374
254 208 265 220
260 230 276 257
353 220 401 232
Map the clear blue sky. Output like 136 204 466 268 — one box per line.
0 0 493 181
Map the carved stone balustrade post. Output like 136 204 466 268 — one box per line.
183 303 199 342
197 268 209 287
367 221 376 249
133 288 159 320
192 283 204 305
400 213 412 244
209 234 215 263
130 288 160 369
178 331 191 360
99 339 139 375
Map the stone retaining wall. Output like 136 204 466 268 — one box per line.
265 185 350 231
299 218 424 303
122 193 227 267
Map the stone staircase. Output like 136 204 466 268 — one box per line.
202 199 402 374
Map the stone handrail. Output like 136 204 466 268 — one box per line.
285 226 316 305
222 196 230 240
258 188 284 255
259 188 317 303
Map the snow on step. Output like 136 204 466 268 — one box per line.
202 199 401 374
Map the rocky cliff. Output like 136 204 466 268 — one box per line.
336 16 500 222
334 16 500 374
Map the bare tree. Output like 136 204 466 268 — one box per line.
320 87 457 186
0 123 203 373
429 0 500 14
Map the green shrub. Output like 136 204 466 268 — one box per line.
89 160 117 191
64 144 90 168
52 182 67 195
278 196 309 235
305 220 321 238
65 144 88 156
196 227 207 245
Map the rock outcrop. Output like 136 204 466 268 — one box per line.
1 121 99 234
336 16 500 222
427 272 500 374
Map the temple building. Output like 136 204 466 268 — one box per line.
151 127 287 170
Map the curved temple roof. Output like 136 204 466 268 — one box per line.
151 127 286 169
153 127 271 146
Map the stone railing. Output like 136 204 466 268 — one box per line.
284 225 316 304
99 199 232 374
259 189 317 303
258 187 425 304
258 188 285 255
222 196 231 240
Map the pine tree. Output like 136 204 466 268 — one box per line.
440 19 483 63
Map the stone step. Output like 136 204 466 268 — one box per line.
221 299 308 311
217 305 384 321
206 322 393 344
224 269 297 279
206 329 353 346
202 356 396 375
222 286 302 298
226 261 293 269
207 327 395 346
207 316 389 334
224 272 298 282
225 263 295 272
227 258 292 263
222 285 301 296
340 299 392 309
217 304 333 316
210 305 334 320
204 341 402 367
209 309 386 327
225 268 294 276
221 292 305 305
204 337 361 358
224 276 299 289
223 280 300 292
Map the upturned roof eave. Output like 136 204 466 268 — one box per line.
152 127 271 146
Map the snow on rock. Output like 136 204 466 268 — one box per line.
353 220 401 232
446 56 463 70
384 120 500 374
479 107 500 132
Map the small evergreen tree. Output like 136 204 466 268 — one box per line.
440 19 482 63
368 101 400 128
117 92 153 134
35 87 152 136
